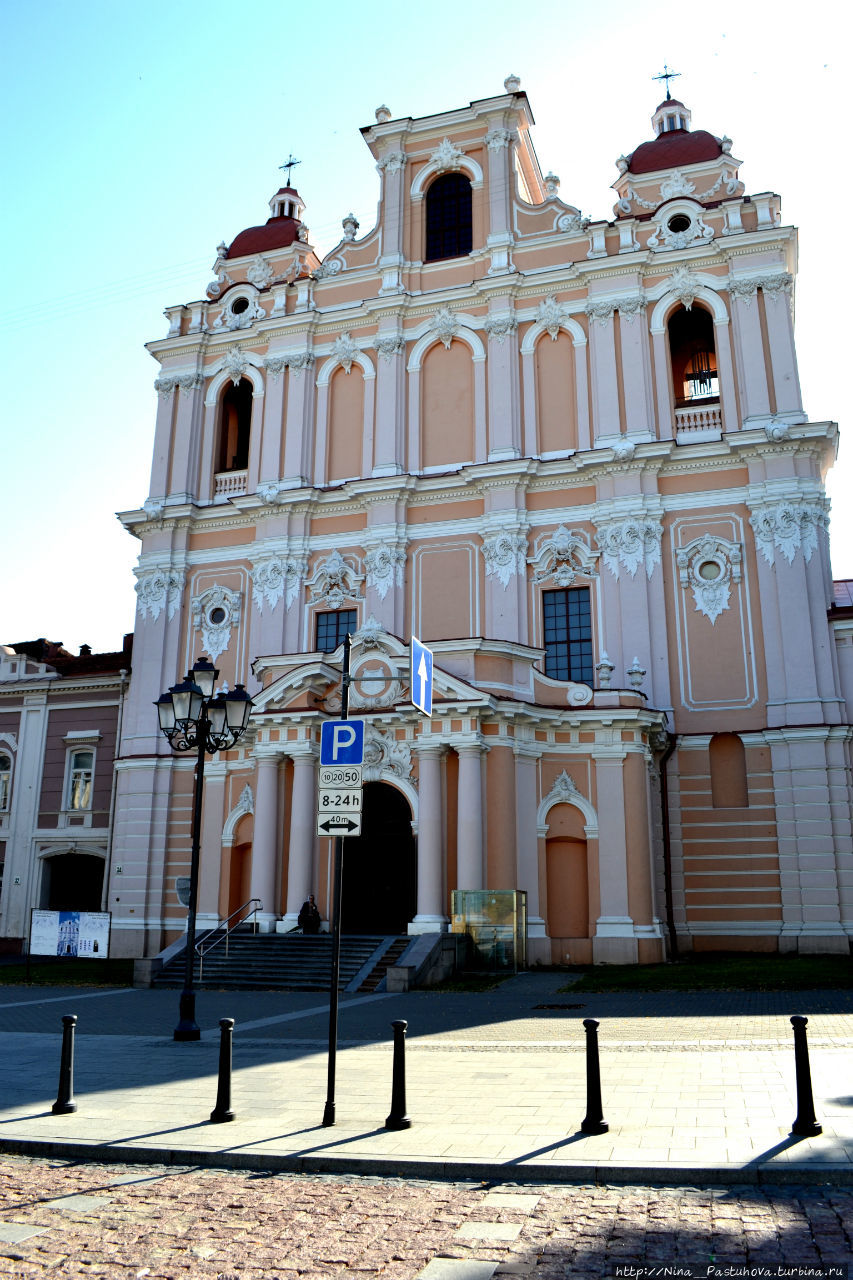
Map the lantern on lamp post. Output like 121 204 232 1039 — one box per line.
155 657 254 1040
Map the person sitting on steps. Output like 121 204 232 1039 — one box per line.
298 894 321 935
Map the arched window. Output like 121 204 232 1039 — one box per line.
709 732 749 808
668 306 719 406
216 378 253 472
0 753 11 810
425 172 473 262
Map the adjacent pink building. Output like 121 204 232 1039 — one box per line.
111 78 853 965
0 638 131 952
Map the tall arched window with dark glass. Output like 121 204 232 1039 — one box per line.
425 172 473 262
216 378 253 472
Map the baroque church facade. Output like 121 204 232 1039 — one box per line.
111 76 853 965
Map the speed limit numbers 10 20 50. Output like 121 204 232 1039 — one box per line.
318 766 362 788
318 789 362 810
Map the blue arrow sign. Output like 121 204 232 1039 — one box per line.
320 719 364 766
410 637 434 717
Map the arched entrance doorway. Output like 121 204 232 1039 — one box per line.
340 782 416 934
41 853 105 911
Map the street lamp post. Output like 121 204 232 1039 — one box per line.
155 657 254 1041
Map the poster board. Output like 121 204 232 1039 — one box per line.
29 910 111 958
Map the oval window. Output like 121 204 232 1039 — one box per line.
231 297 250 315
667 214 691 233
698 560 721 581
209 606 227 624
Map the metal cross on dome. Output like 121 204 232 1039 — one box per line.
653 65 681 101
279 154 301 185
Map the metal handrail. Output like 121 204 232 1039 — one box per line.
195 897 263 980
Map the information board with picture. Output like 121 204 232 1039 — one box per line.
29 910 111 958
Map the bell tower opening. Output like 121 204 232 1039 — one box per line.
668 305 719 406
216 378 253 472
340 782 416 934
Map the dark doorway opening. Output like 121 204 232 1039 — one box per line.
41 854 105 911
340 782 416 934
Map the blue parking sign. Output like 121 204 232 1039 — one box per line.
410 637 433 717
320 719 364 766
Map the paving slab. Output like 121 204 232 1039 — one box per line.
0 974 850 1185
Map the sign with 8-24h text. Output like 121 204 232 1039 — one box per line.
318 720 364 835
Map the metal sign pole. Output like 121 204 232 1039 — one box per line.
322 632 351 1127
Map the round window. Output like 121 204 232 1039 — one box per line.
231 297 250 315
698 560 722 581
667 214 691 234
209 606 227 624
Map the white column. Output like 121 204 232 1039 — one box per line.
456 741 485 891
197 761 226 927
283 748 317 927
514 745 545 935
258 366 286 484
588 308 620 442
411 742 447 932
763 288 803 417
591 753 637 964
731 295 771 422
373 337 406 475
249 750 280 930
148 386 176 500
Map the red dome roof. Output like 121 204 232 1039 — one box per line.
627 129 722 176
226 215 300 260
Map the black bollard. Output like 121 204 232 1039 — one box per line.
385 1019 412 1130
210 1018 235 1123
580 1017 609 1134
52 1015 78 1115
790 1014 822 1136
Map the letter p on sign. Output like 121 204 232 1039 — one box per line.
320 719 365 766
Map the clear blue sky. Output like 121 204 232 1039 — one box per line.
1 0 845 653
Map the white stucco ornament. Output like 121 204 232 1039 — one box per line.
669 266 703 311
595 518 662 579
224 346 250 384
246 255 274 289
135 568 184 622
365 545 405 600
332 332 360 373
250 554 305 613
481 531 528 589
363 724 412 782
430 307 460 349
528 526 599 587
306 550 363 609
627 657 646 691
190 584 242 662
431 137 465 173
749 500 829 566
595 652 615 690
677 535 743 624
538 295 568 339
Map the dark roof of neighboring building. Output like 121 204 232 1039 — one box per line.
9 634 132 676
830 580 853 615
627 128 723 175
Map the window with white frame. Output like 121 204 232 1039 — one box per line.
0 753 10 811
66 749 94 811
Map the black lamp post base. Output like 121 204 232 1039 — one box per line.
174 991 201 1041
322 1102 336 1127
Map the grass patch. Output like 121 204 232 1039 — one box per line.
559 953 853 994
0 959 135 987
426 973 509 993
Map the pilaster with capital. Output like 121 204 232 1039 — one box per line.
169 375 206 501
281 352 316 489
591 752 637 964
585 303 621 442
514 743 544 933
456 739 486 891
616 299 654 437
198 761 227 922
481 511 529 643
148 379 178 500
258 358 286 485
249 750 282 927
762 282 803 417
372 329 406 476
283 747 318 926
730 286 772 423
364 523 407 635
411 740 447 930
485 308 521 460
376 146 407 263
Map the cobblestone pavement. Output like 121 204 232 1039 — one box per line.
0 1156 851 1278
